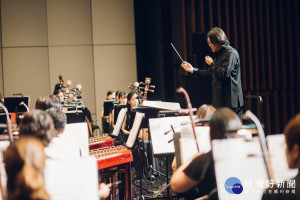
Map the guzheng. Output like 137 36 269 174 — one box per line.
88 136 114 150
90 145 133 170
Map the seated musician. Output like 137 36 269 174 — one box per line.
45 108 81 159
172 104 216 171
3 137 50 200
56 91 65 104
121 92 150 177
111 91 127 129
170 107 242 199
122 92 138 142
196 104 216 123
35 95 62 111
261 114 300 200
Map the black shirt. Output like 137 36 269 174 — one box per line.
193 44 244 108
182 151 218 199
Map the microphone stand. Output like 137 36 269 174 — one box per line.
176 87 200 153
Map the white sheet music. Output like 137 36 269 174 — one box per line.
149 116 194 155
267 134 298 180
126 112 145 148
180 126 211 164
213 138 268 200
44 157 99 200
112 108 127 136
64 123 89 157
142 100 181 110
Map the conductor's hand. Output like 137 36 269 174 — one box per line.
181 61 194 73
205 56 214 65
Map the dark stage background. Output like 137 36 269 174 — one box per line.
134 0 300 135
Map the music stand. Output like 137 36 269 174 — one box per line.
66 111 85 124
132 107 159 129
4 96 29 113
103 100 115 116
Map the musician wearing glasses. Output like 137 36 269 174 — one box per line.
181 27 243 117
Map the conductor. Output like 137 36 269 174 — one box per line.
181 27 244 116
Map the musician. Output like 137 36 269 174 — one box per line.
56 91 65 103
35 96 48 110
111 91 127 128
35 95 62 111
170 107 242 199
181 27 244 117
261 114 300 200
122 92 138 140
106 90 114 100
196 104 216 122
122 92 147 176
3 137 50 200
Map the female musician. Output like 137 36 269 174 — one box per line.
121 92 148 177
111 91 127 128
3 137 50 200
122 92 137 140
170 107 242 199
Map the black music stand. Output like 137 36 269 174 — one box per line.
4 96 29 113
103 100 115 116
66 111 85 124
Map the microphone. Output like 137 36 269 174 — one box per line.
176 87 200 153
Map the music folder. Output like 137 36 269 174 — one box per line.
125 112 145 148
64 122 89 157
179 125 211 164
44 157 99 200
111 108 127 137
